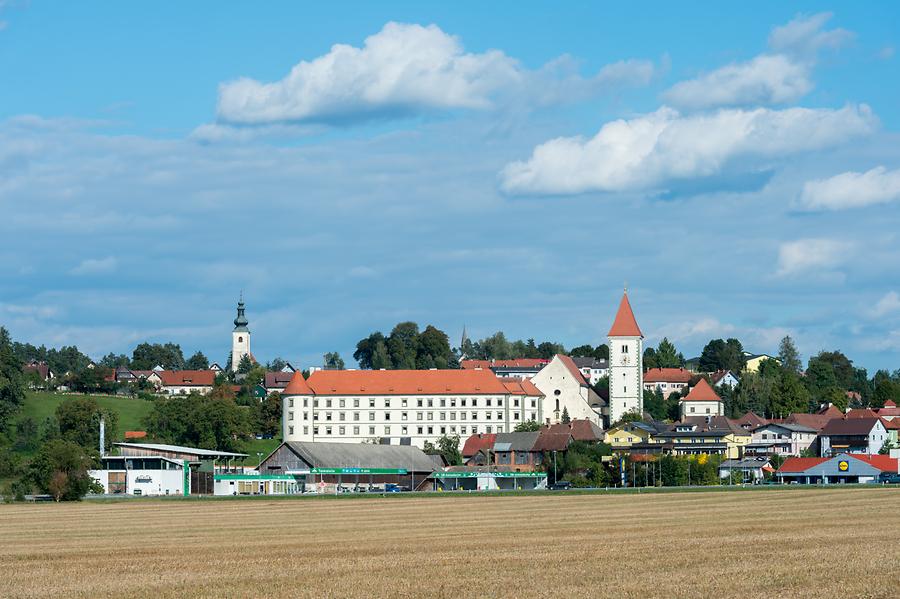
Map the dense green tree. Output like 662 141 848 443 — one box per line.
514 420 541 432
143 392 251 452
237 354 255 374
872 371 900 408
371 341 391 370
323 352 345 370
387 322 420 369
185 351 210 370
480 331 513 360
68 366 116 394
130 342 185 370
698 338 745 372
423 434 462 466
643 347 658 370
29 439 100 501
655 338 683 368
56 397 119 453
266 357 288 372
536 341 566 359
354 332 387 369
569 345 596 358
0 327 27 431
256 392 282 437
98 352 130 369
778 336 802 374
643 388 667 420
417 325 453 369
561 407 571 423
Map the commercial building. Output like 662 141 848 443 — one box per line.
280 369 544 449
776 453 899 484
258 441 436 492
429 467 548 491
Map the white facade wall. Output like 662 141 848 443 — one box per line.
580 367 609 386
164 385 213 396
751 426 815 456
231 330 250 372
283 392 542 449
89 467 185 496
643 380 689 399
531 358 601 426
680 400 724 418
821 421 888 456
608 335 643 423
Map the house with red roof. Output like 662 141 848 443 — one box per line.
678 379 724 419
531 354 606 427
643 367 693 399
153 370 217 395
818 417 888 456
776 453 898 484
875 399 900 421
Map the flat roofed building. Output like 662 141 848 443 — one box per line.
776 453 898 484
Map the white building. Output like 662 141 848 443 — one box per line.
281 369 544 449
90 455 188 497
570 357 609 386
679 379 725 418
746 423 818 456
608 290 644 423
643 367 693 399
231 296 251 372
531 355 604 426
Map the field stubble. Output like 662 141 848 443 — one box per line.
1 488 898 598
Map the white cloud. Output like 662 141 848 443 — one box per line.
663 54 812 110
768 12 854 57
871 291 900 318
216 22 657 125
500 104 874 195
69 256 118 276
775 238 852 277
796 166 900 211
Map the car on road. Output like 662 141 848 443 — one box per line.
549 481 572 491
879 472 900 484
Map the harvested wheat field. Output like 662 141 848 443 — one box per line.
1 488 899 599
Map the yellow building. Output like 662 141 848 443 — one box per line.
743 353 781 373
605 422 656 451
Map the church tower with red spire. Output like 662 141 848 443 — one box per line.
607 289 644 423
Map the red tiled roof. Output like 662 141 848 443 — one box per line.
124 431 147 440
735 412 768 428
158 370 216 387
845 408 879 419
462 433 496 457
556 355 589 387
643 367 693 383
461 358 548 370
305 369 509 396
777 457 829 473
500 378 544 397
533 432 571 452
849 454 898 472
882 418 900 430
884 400 897 408
682 378 721 402
785 412 836 432
817 405 844 418
542 419 604 442
607 291 643 337
264 371 294 388
282 371 314 395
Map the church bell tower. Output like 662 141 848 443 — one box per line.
231 295 251 372
608 289 644 424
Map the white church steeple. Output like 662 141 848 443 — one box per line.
607 289 643 424
231 294 251 372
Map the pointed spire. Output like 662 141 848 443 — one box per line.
607 290 643 337
283 370 313 395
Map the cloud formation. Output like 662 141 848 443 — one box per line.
217 22 656 125
69 256 118 276
500 104 874 195
775 238 852 277
663 13 851 110
872 291 900 318
797 166 900 211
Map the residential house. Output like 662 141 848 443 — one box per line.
679 379 725 418
776 453 899 484
542 419 605 443
22 360 54 388
492 432 543 472
643 367 692 399
156 370 216 395
570 356 610 386
718 457 772 483
876 400 900 421
461 433 496 466
734 412 768 431
605 421 658 451
531 354 605 426
783 405 843 432
742 352 780 373
264 371 294 394
631 416 750 459
746 423 818 457
710 370 740 388
819 417 889 456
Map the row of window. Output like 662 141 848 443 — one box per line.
286 424 505 437
287 410 535 422
286 397 536 409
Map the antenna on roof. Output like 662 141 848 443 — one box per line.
623 281 628 293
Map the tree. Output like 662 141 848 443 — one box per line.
0 327 27 431
569 345 596 358
56 397 119 453
423 434 462 466
256 392 282 437
266 357 288 372
655 338 683 368
354 332 387 369
536 341 566 360
643 347 658 370
29 439 100 501
143 392 251 452
237 354 255 374
560 407 571 423
481 332 513 360
324 352 345 370
778 336 802 375
417 325 452 369
99 352 130 369
371 341 391 370
185 351 210 370
131 342 185 370
514 420 541 432
698 338 745 372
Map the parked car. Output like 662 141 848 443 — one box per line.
879 472 900 484
549 481 572 491
384 484 402 493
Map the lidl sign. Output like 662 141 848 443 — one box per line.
838 460 849 472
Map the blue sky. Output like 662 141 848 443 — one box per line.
2 2 900 372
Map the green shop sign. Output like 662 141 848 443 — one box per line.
215 474 301 481
311 468 408 475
